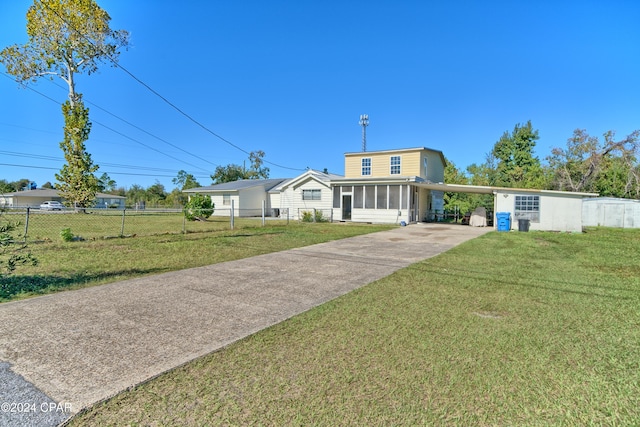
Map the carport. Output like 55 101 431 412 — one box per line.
415 183 598 232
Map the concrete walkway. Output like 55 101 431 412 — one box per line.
0 224 491 426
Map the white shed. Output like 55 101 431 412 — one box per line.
582 197 640 228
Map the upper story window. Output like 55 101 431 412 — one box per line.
423 158 428 178
302 189 321 200
362 158 371 176
390 156 401 175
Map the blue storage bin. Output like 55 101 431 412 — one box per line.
496 212 511 232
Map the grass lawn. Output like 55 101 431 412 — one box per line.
68 227 640 426
0 221 393 301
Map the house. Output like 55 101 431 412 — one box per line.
183 178 289 217
182 146 599 231
0 188 126 209
330 147 446 223
185 148 446 222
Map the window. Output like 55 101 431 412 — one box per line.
223 194 231 205
302 189 321 200
390 156 401 175
423 158 428 178
362 158 371 176
333 187 341 208
515 195 540 222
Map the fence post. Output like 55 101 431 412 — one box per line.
120 209 126 237
182 210 186 234
262 200 266 226
313 208 316 223
24 207 30 243
230 200 235 230
287 208 289 225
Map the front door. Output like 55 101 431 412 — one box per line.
342 195 352 220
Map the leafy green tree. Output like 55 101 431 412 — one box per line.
184 194 213 221
0 180 14 193
97 172 116 193
55 99 99 209
210 151 270 184
126 184 146 209
442 157 470 213
146 181 167 206
41 181 54 189
491 121 543 188
172 170 201 190
547 129 640 197
1 0 129 210
211 164 247 184
247 150 270 180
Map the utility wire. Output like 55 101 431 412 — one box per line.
43 77 220 169
39 1 305 172
0 150 207 176
1 71 212 174
0 162 209 179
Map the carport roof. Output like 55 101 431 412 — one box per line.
416 182 598 197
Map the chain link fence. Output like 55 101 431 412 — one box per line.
5 207 291 243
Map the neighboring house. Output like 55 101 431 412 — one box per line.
0 188 125 209
183 178 289 217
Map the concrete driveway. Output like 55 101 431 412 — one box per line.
0 223 491 426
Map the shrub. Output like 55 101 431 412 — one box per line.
60 228 74 242
0 211 37 276
184 194 214 221
301 210 314 222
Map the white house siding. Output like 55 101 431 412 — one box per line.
582 198 640 228
238 185 269 216
281 179 332 220
208 193 240 216
495 190 585 232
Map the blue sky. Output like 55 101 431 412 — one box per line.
1 0 639 190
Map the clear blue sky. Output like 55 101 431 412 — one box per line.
1 0 639 191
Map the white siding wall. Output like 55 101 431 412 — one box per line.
238 186 268 216
281 180 332 220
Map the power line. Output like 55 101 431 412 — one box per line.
0 162 210 179
1 71 212 174
42 76 220 169
39 2 306 173
0 150 207 175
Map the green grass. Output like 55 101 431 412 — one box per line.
0 221 393 301
68 227 640 426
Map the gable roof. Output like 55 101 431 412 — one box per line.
183 178 289 193
272 169 343 191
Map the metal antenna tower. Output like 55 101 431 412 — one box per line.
359 114 369 152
